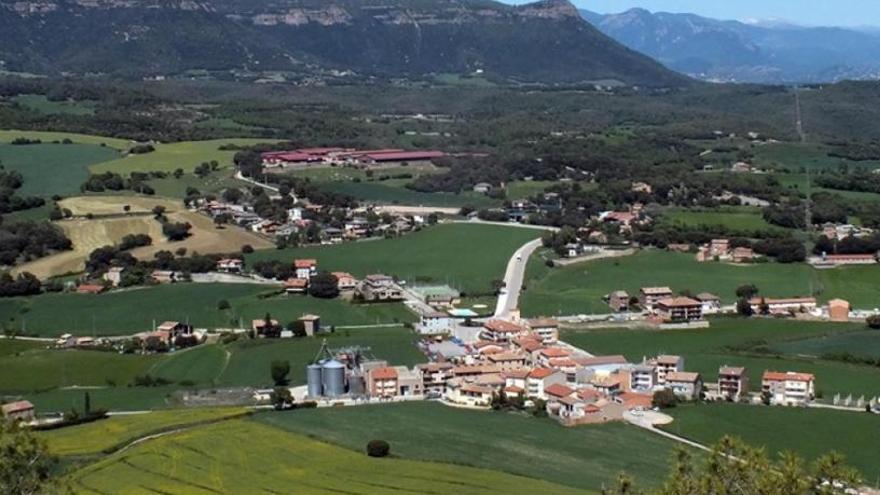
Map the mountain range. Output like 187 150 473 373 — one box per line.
0 0 687 86
581 8 880 84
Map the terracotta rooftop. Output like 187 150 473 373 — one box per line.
371 367 398 380
763 371 815 382
483 319 527 334
666 371 701 383
544 383 575 398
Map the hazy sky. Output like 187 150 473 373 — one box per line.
504 1 880 27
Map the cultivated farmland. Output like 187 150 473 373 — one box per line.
0 283 416 336
89 138 279 174
247 223 544 294
520 250 880 316
256 401 685 491
0 142 119 197
40 407 249 457
662 404 880 481
14 195 272 279
66 419 588 494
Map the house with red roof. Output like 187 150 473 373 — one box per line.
481 319 529 343
526 368 566 400
294 259 317 280
762 371 815 406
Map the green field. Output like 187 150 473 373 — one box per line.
147 344 229 385
662 404 880 482
0 283 416 337
0 337 42 356
247 223 543 294
520 250 880 316
145 171 249 199
777 173 880 202
90 138 279 174
2 325 423 411
0 143 120 197
319 180 498 207
217 326 425 387
660 208 779 232
256 401 683 491
563 318 880 397
0 130 130 149
0 130 278 175
67 418 587 494
505 180 559 199
12 95 97 116
0 345 161 392
40 407 249 457
752 142 880 171
771 330 880 360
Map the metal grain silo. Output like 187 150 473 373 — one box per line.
307 363 323 397
322 359 346 397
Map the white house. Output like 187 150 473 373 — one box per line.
762 371 815 406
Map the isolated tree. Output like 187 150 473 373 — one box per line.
152 205 166 219
308 271 339 299
217 299 230 311
736 298 754 317
123 204 131 214
867 314 880 329
270 360 290 386
735 284 759 299
0 421 56 494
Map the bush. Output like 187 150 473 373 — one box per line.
366 440 390 458
652 389 678 409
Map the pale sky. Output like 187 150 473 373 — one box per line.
503 0 880 28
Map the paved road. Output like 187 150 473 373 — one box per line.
494 238 544 318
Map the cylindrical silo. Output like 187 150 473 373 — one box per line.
307 363 323 397
322 360 346 397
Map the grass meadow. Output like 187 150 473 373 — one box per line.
318 180 498 207
2 325 424 411
247 223 544 294
563 318 880 397
520 250 880 316
11 95 97 116
662 404 880 482
0 143 119 197
256 401 683 492
40 407 249 457
659 207 779 232
216 326 425 388
90 138 279 174
0 283 416 337
66 419 588 495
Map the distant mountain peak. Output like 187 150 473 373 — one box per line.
515 0 580 20
0 0 688 86
582 8 880 84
